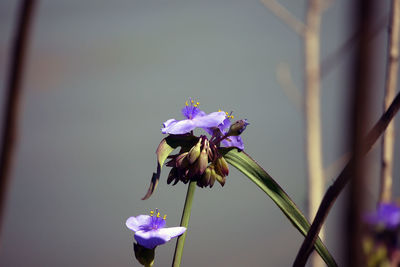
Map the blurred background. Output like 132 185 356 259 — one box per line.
0 0 397 266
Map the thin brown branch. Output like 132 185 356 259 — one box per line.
379 0 400 203
293 91 400 267
260 0 306 37
0 0 37 241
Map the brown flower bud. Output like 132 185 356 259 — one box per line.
187 138 202 164
201 166 212 187
175 152 189 168
167 168 178 184
226 119 249 136
195 140 209 175
215 157 229 177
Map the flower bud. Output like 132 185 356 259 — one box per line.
175 152 189 168
209 166 216 188
134 242 155 266
226 119 249 137
187 138 202 164
201 166 212 187
215 157 229 176
195 140 209 175
215 173 226 186
167 168 178 185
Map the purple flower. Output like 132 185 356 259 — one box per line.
365 203 400 229
126 210 186 249
209 116 248 150
161 99 226 135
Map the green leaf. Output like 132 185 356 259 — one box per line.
142 135 198 200
220 148 337 267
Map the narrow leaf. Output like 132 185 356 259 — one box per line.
142 135 197 200
220 148 337 267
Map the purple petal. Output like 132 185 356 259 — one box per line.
162 119 197 134
161 119 178 134
219 118 231 132
203 127 215 136
221 136 244 150
158 227 186 239
192 111 226 129
205 117 230 136
126 215 152 232
134 229 171 249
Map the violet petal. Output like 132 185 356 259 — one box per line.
126 215 152 232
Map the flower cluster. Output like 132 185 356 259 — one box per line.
142 98 249 199
161 99 248 188
165 135 230 187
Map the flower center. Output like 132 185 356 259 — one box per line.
218 109 234 119
149 209 167 230
183 98 200 119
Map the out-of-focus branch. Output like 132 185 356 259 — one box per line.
0 0 36 242
304 1 325 266
293 91 400 267
276 62 304 111
321 15 388 78
260 0 306 36
379 0 400 203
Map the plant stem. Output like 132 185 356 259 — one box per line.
172 180 196 267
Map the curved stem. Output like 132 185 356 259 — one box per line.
172 180 196 267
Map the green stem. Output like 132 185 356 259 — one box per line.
172 180 196 267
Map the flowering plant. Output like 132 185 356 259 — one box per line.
126 98 336 267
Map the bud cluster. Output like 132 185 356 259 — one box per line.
165 136 229 188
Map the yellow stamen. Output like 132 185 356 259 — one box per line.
163 214 167 220
231 115 234 119
150 210 154 216
218 109 221 112
185 101 188 106
191 100 194 104
225 112 229 115
157 212 160 218
196 102 200 105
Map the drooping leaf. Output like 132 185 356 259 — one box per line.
220 148 337 267
142 135 198 200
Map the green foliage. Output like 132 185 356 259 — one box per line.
220 148 337 267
